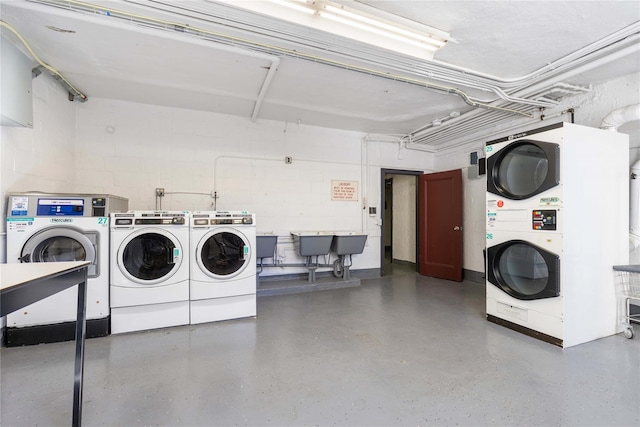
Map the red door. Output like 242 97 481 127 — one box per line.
418 169 463 281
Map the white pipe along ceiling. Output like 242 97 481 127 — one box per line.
1 0 639 151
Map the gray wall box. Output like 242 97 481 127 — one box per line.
1 36 33 127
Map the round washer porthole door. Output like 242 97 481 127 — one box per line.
21 227 98 277
487 140 560 200
197 229 250 280
118 228 183 285
487 239 560 300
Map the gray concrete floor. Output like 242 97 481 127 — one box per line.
1 264 639 426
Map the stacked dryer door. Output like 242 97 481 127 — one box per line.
110 211 190 334
485 122 629 348
190 211 257 324
5 193 128 346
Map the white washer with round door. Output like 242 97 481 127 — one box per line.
5 193 128 346
110 211 190 334
190 211 256 324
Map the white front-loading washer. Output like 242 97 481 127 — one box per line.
5 193 128 346
110 211 190 334
189 211 256 324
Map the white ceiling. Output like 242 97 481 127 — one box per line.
1 0 639 150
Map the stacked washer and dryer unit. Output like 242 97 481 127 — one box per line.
5 192 128 346
485 122 629 348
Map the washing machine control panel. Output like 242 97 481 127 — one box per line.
532 210 557 230
192 211 254 226
36 198 85 216
112 212 187 226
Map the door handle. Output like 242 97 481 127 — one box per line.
453 226 462 231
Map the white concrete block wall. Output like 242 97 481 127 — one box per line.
70 98 435 276
4 70 636 277
0 73 76 262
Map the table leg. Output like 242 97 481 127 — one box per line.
72 268 88 427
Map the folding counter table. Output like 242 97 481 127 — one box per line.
1 261 91 427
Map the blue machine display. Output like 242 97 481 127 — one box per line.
5 192 128 346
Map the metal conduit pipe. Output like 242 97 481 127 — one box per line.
423 22 640 87
25 0 640 113
407 40 640 147
425 109 575 153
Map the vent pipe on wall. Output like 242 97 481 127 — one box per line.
601 104 640 131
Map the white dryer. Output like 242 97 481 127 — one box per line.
486 229 564 344
485 122 629 348
5 193 128 346
110 211 190 334
486 123 562 211
190 211 256 324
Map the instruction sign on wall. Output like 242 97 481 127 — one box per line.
331 180 358 201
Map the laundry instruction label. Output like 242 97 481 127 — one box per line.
6 218 34 233
10 196 29 216
331 180 358 201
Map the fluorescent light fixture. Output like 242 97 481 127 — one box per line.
322 4 445 49
215 0 449 60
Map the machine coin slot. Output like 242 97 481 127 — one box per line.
532 209 557 230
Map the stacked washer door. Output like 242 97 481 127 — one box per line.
110 211 190 334
485 122 629 348
189 211 256 324
5 193 128 346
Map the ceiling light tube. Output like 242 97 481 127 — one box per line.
323 4 445 48
272 0 316 15
319 11 439 52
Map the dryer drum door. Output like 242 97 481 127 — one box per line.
119 230 181 285
487 140 560 200
20 227 98 277
198 230 249 279
487 239 560 300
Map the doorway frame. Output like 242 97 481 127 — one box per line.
380 168 423 276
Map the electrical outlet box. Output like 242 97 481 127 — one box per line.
285 156 293 164
156 188 165 197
